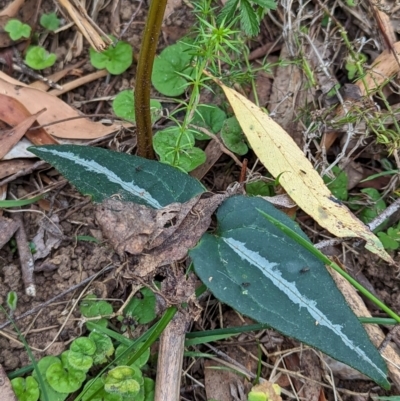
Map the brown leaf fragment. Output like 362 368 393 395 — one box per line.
0 71 122 139
95 199 159 257
136 193 229 277
0 363 18 401
0 216 19 248
0 93 58 150
95 193 229 278
0 159 36 180
0 107 46 159
32 215 64 260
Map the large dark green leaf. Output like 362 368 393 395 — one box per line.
189 195 389 388
29 145 204 208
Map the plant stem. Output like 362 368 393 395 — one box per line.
135 0 168 159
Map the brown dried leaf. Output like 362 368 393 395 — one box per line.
0 94 57 150
0 216 19 248
0 72 122 139
95 199 159 257
0 159 35 179
0 108 48 159
95 193 229 277
0 363 18 401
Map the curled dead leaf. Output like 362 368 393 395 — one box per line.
0 71 123 139
95 193 229 277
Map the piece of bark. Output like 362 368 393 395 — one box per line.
0 364 18 401
0 216 19 248
11 213 35 296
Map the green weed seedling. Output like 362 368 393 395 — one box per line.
5 17 58 70
377 222 400 251
345 52 367 80
90 39 133 75
220 116 248 155
39 12 61 32
322 166 349 201
151 41 194 97
9 290 157 401
7 291 18 315
119 287 157 327
245 180 274 197
5 19 31 40
11 376 40 401
191 105 226 140
79 294 113 329
24 46 57 70
46 352 87 393
112 90 162 124
349 188 387 225
153 125 206 172
218 0 277 36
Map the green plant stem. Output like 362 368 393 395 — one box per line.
257 209 400 324
135 0 168 159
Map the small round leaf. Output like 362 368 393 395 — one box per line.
5 19 31 40
90 41 133 75
46 360 86 393
220 116 248 155
113 90 162 123
192 105 226 140
25 46 56 70
11 376 39 401
152 41 193 96
104 366 142 397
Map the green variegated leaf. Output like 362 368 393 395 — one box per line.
29 145 204 208
189 195 389 389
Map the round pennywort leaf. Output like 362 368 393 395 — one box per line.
90 41 133 75
5 19 31 40
113 90 162 123
220 116 248 155
104 366 142 397
46 360 86 393
40 12 61 31
25 46 57 70
154 127 205 172
152 41 194 96
11 376 39 401
192 105 227 140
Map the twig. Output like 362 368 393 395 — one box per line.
315 197 400 250
154 311 189 401
119 0 144 39
367 196 400 232
11 213 35 297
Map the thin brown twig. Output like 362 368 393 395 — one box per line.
11 213 36 297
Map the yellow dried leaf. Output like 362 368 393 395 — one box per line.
219 83 392 263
